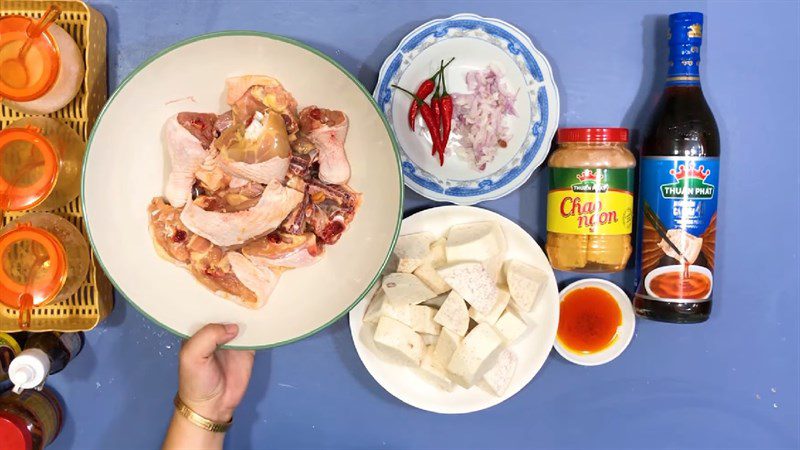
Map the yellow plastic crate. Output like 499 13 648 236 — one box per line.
0 0 112 331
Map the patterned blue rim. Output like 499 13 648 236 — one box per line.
375 15 557 202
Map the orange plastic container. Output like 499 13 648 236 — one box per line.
0 5 85 115
0 117 85 212
0 213 89 328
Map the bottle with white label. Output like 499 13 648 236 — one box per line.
8 332 85 394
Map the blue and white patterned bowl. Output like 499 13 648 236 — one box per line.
374 13 560 205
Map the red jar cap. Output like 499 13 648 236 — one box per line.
0 412 33 450
558 128 629 143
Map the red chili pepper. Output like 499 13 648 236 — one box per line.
430 82 442 156
393 84 443 158
408 79 434 131
407 58 454 131
439 62 454 165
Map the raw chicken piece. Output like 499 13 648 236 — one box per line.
214 111 234 135
177 112 218 149
226 252 281 307
190 247 259 306
289 153 313 173
180 180 303 247
214 110 291 184
225 76 298 115
148 198 192 265
243 233 324 268
281 187 311 235
299 107 351 185
306 181 362 245
164 115 209 207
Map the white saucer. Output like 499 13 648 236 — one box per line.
554 278 636 366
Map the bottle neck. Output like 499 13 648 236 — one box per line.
666 16 703 87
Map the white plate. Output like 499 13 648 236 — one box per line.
374 13 560 205
348 205 559 414
554 279 636 366
82 32 403 348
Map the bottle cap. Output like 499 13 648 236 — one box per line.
0 15 60 102
557 128 629 143
0 222 68 310
8 349 50 394
0 125 60 211
0 412 33 450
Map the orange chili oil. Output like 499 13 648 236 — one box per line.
557 287 622 354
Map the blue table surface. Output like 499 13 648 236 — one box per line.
35 1 799 449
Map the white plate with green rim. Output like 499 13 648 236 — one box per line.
82 32 403 349
349 205 559 413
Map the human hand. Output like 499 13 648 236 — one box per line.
177 323 255 422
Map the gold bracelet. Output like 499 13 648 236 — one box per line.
173 394 232 433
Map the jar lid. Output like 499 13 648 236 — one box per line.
558 128 629 143
0 412 33 450
0 125 59 211
0 222 68 309
0 15 61 102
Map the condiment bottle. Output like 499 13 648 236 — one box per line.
634 12 720 323
1 333 27 382
546 128 636 272
0 213 89 328
0 387 64 450
7 332 85 394
0 117 86 212
0 8 85 115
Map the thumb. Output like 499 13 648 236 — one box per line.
181 323 239 361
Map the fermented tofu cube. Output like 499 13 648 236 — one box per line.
410 305 441 335
432 328 461 367
373 316 424 366
505 260 548 312
423 293 448 308
419 346 454 391
413 263 451 295
438 262 498 315
363 289 413 326
382 273 437 305
495 308 527 343
446 323 504 388
393 232 436 273
469 287 510 325
433 291 469 336
426 237 447 268
445 222 507 263
547 234 588 270
587 234 632 267
482 349 517 396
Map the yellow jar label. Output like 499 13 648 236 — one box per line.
547 168 634 235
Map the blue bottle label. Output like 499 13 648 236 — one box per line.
636 156 719 303
667 12 703 86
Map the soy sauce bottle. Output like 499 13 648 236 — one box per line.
7 332 85 393
634 12 720 323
